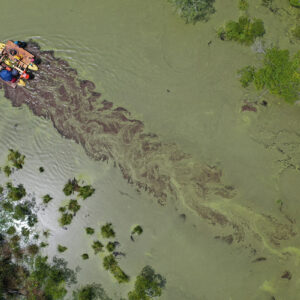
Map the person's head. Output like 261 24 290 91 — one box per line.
9 49 17 56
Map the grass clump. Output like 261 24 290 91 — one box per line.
21 227 30 237
73 283 109 300
92 241 104 254
85 227 95 235
292 24 300 40
7 182 26 201
7 149 25 169
57 245 68 253
81 253 89 260
101 223 115 239
128 266 166 299
103 254 129 283
238 66 255 87
2 201 13 212
43 194 53 204
239 47 300 102
78 185 95 200
218 16 265 45
27 244 39 256
68 199 81 213
168 0 215 23
59 213 73 226
13 203 31 220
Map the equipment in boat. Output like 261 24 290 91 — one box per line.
0 40 39 88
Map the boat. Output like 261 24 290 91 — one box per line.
0 40 39 88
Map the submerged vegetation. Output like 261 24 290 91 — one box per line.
43 194 53 204
239 47 300 102
7 149 25 169
128 266 166 300
73 283 111 300
92 240 104 254
131 225 143 236
6 182 26 201
58 244 68 253
168 0 215 23
85 227 95 235
218 16 265 45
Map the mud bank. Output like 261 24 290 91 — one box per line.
0 41 296 255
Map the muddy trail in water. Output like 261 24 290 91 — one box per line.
1 41 297 259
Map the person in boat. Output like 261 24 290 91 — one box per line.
0 69 17 82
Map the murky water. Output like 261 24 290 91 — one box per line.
0 0 300 299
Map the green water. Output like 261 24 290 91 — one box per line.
0 0 300 299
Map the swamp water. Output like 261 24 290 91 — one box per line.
0 0 300 299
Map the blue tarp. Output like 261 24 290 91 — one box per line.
0 70 13 81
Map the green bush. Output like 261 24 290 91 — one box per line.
2 201 13 212
7 182 26 201
131 225 143 236
106 242 116 252
73 283 110 300
68 199 81 213
63 178 78 196
219 16 265 45
101 223 115 239
13 203 31 220
239 0 249 10
4 165 11 177
103 254 129 283
39 166 45 173
81 253 89 260
168 0 215 23
7 226 16 235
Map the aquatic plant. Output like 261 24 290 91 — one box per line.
59 206 67 213
239 0 249 10
63 178 79 196
103 254 129 283
218 16 265 45
240 47 300 102
6 226 16 235
68 199 81 213
43 194 53 204
106 241 116 252
58 244 68 253
2 201 13 212
85 227 95 235
7 149 25 169
128 266 166 299
39 166 45 173
27 214 38 227
168 0 215 23
92 241 104 254
27 243 40 256
21 227 30 237
0 185 3 194
13 203 31 220
6 182 26 201
59 213 73 226
43 230 50 238
290 0 300 7
79 185 95 200
40 242 49 248
3 165 11 177
81 253 89 260
131 225 143 236
101 223 115 239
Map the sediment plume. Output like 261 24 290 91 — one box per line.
0 41 296 254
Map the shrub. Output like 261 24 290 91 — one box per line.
7 226 16 235
4 165 11 177
239 0 249 10
78 185 95 200
85 227 95 235
168 0 215 23
57 245 68 253
13 203 31 220
219 16 265 45
131 225 143 236
2 201 13 212
27 244 39 256
21 227 30 237
92 241 104 254
103 254 129 283
292 24 300 40
7 183 26 201
7 149 25 169
81 253 89 260
63 178 78 196
68 199 81 213
73 283 109 300
106 242 116 252
59 213 73 226
290 0 300 7
43 194 53 204
101 223 115 239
